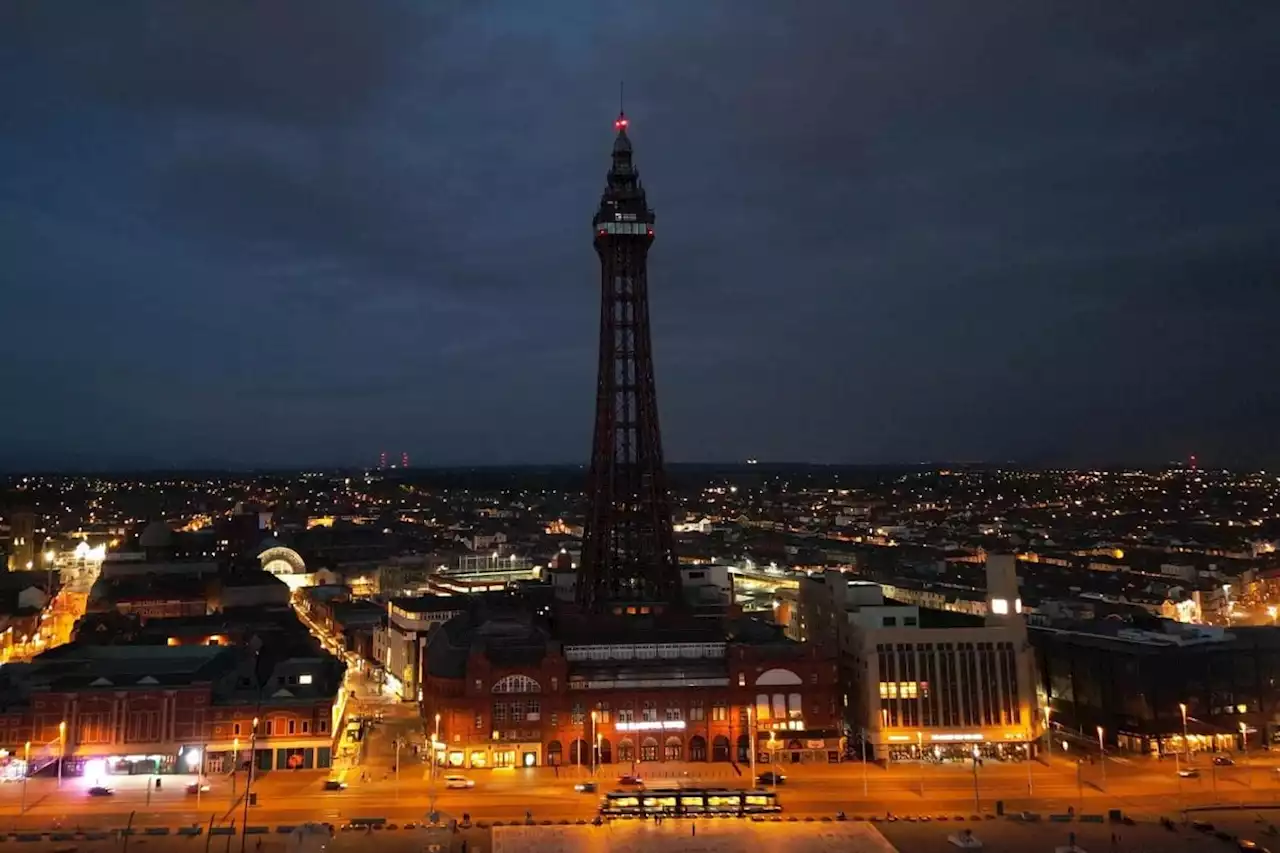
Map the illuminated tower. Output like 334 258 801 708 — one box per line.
577 112 680 613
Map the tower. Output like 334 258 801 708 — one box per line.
577 112 680 613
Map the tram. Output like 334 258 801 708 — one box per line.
599 788 781 818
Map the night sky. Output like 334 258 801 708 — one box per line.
2 2 1278 471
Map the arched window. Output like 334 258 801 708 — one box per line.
755 668 803 686
491 675 541 694
689 735 707 762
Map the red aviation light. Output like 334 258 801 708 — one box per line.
615 115 628 131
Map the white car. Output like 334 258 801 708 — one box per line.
444 775 475 790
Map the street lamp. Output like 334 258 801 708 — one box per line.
1096 725 1106 791
231 737 240 807
917 731 925 797
971 745 982 812
747 706 757 784
595 732 602 778
21 741 30 814
239 717 259 853
57 721 66 790
1179 703 1190 760
767 732 777 788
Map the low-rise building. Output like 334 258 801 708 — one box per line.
802 554 1041 761
0 639 345 777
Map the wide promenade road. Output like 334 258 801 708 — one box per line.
2 752 1278 830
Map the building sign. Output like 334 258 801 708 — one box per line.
614 721 687 732
929 733 984 742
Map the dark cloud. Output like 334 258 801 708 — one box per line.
0 0 1278 470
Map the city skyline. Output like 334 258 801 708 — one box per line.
3 2 1279 471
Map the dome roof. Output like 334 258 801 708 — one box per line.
139 521 174 549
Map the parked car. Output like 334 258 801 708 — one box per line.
574 781 598 793
323 779 348 791
186 783 211 794
1214 755 1236 766
757 772 787 785
444 775 475 789
617 774 643 786
1179 769 1201 778
88 786 114 797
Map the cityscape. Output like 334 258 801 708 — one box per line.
3 3 1279 853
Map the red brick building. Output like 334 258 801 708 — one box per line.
423 604 842 771
0 644 344 777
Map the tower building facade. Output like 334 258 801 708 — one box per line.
577 113 680 613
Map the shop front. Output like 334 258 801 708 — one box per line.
882 729 1036 763
757 729 844 765
448 741 541 770
203 739 332 774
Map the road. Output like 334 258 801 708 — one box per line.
4 750 1280 831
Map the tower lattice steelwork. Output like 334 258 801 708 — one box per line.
577 112 680 613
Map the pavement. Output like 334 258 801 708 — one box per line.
0 813 1276 853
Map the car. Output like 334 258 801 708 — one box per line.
443 775 475 789
1179 769 1201 778
186 783 211 794
1238 841 1271 853
88 786 114 797
574 782 598 793
1214 755 1236 766
756 771 787 785
617 774 643 786
322 779 348 791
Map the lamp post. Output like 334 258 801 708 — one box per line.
1179 703 1189 761
767 732 777 789
21 741 30 814
1096 726 1106 792
971 745 982 812
1025 742 1033 795
917 731 925 797
230 738 240 807
860 726 869 798
747 706 756 784
57 721 66 790
394 738 401 801
238 717 258 853
590 711 599 776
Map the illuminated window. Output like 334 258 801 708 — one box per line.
878 682 920 699
299 674 313 685
991 598 1009 615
